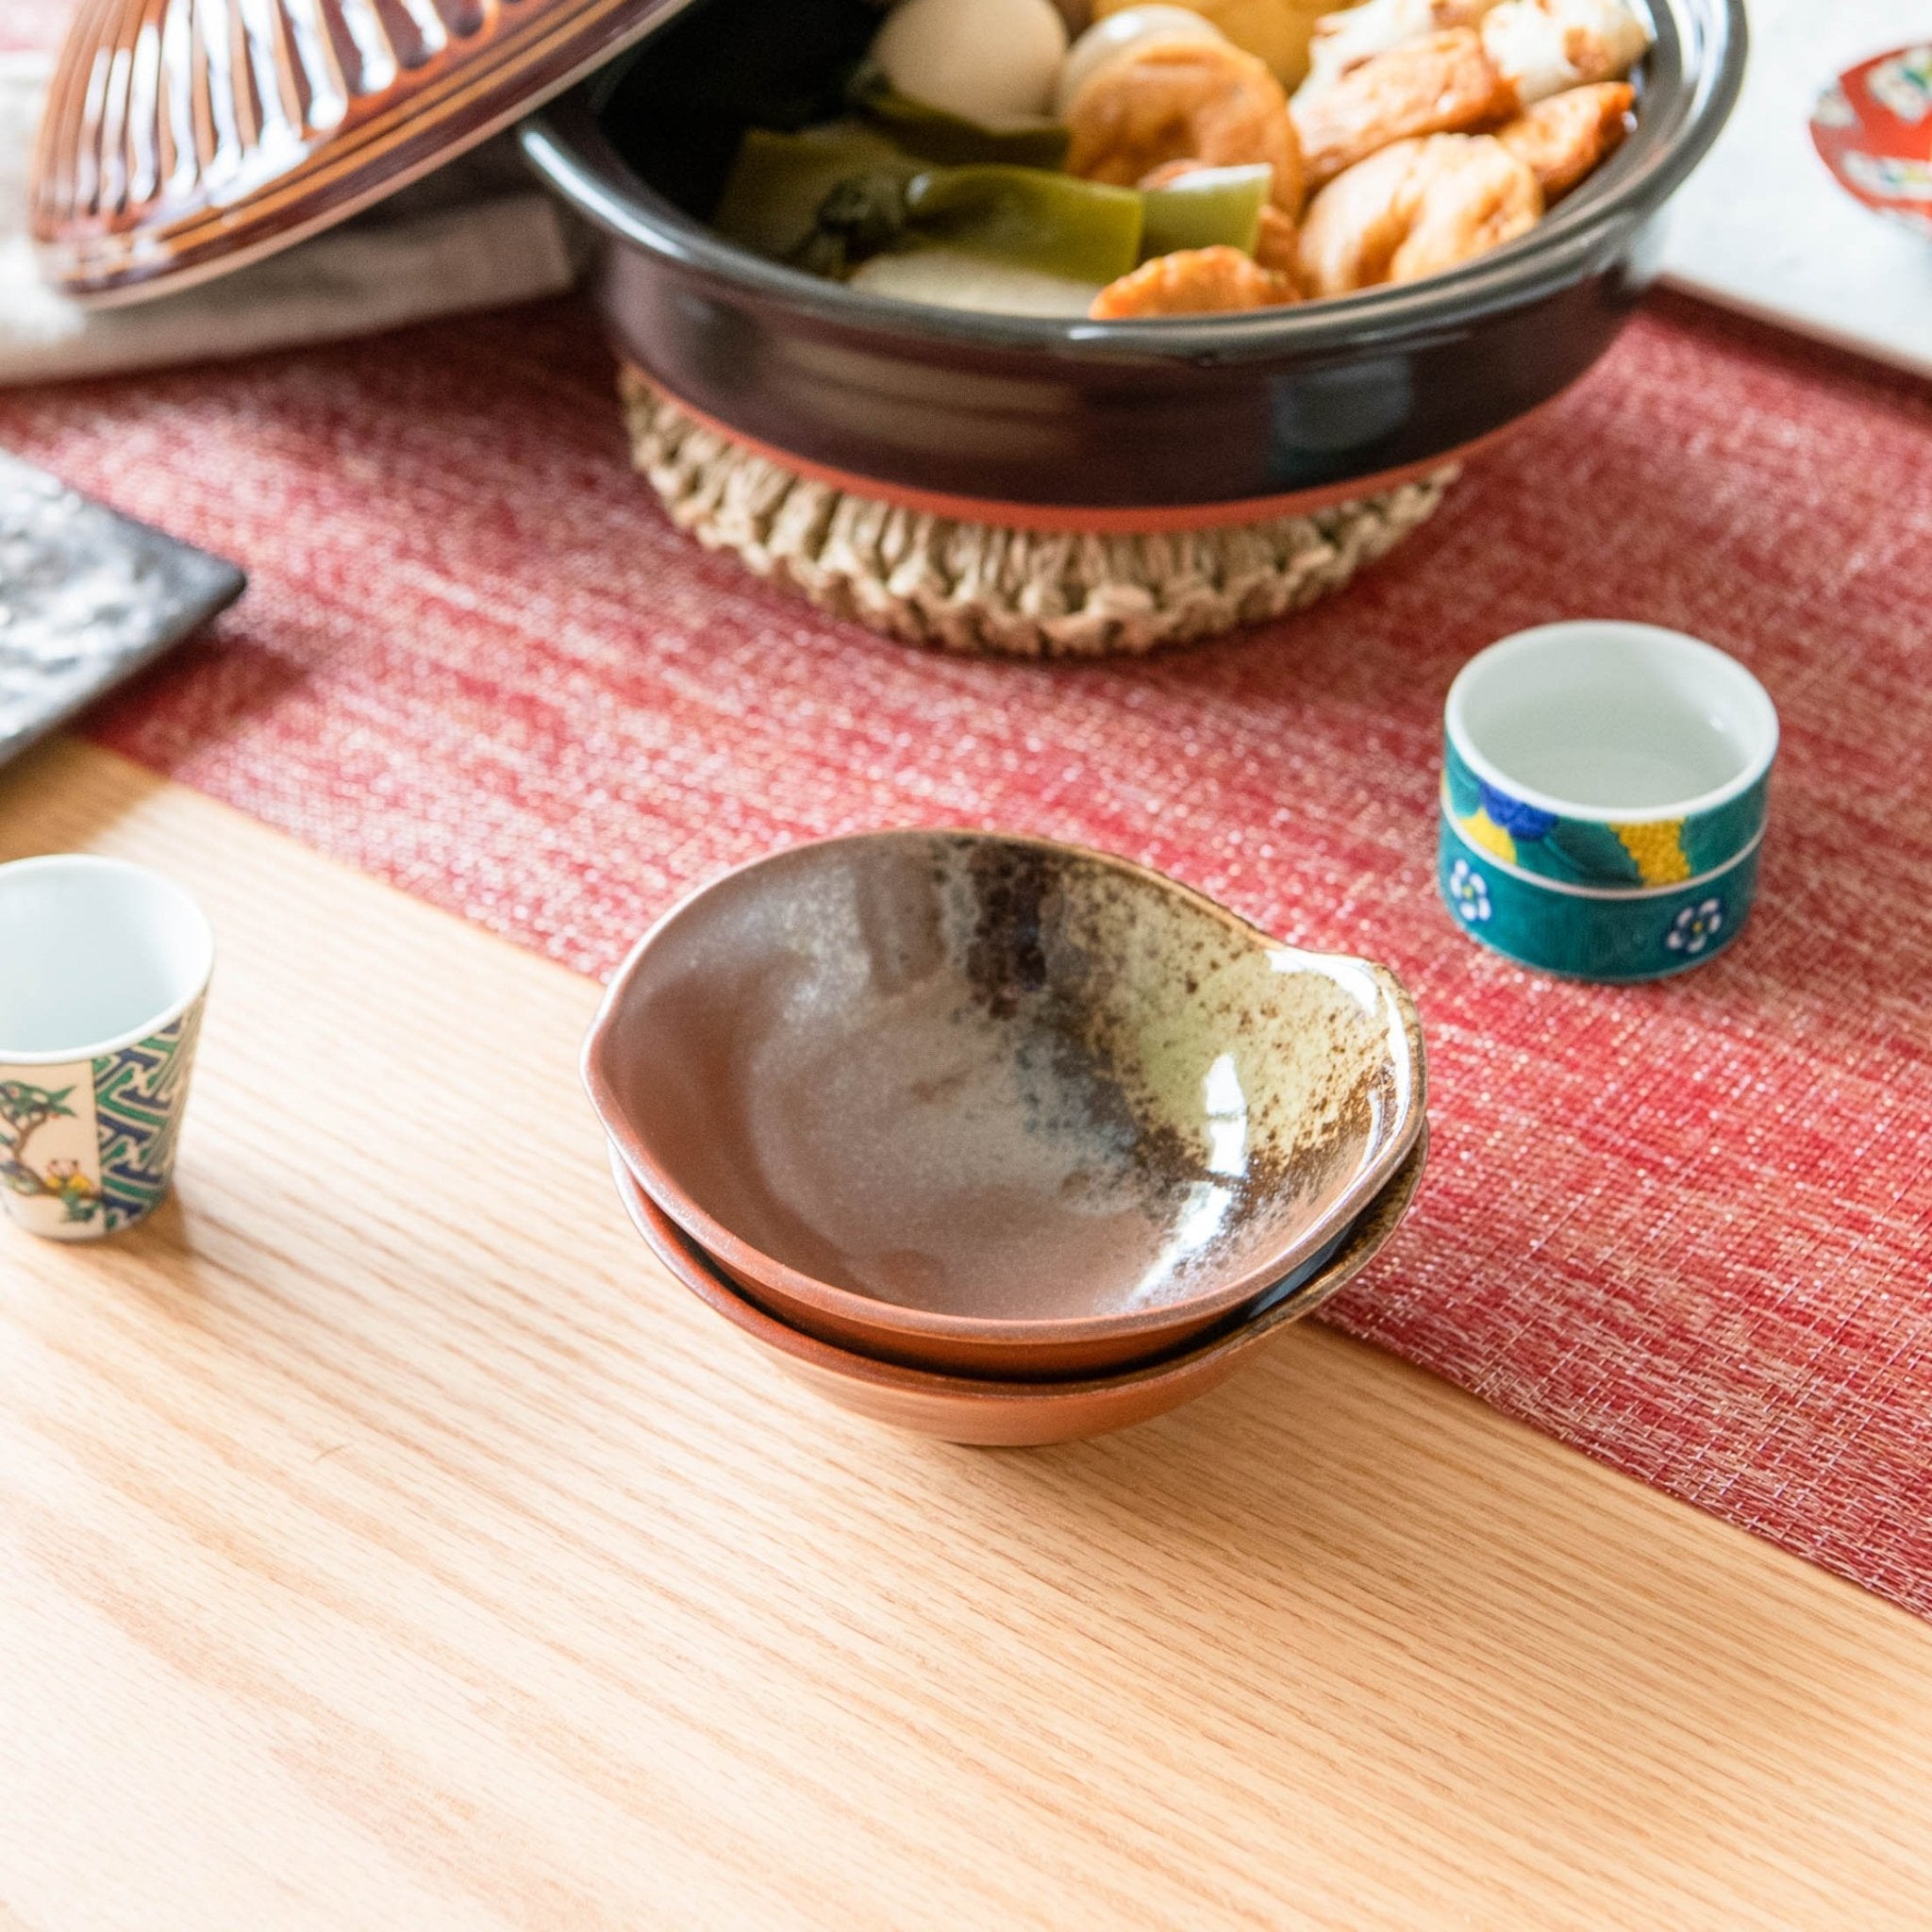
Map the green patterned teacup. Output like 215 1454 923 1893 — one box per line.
1440 622 1778 981
0 856 212 1241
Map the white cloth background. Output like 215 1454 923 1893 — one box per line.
0 52 584 388
1657 0 1932 378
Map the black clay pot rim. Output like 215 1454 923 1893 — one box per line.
520 0 1744 365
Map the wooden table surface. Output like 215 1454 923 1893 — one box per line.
6 738 1932 1931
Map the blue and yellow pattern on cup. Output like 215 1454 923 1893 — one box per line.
1440 622 1777 981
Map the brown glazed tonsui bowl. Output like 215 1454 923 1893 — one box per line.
519 0 1745 527
584 831 1424 1377
610 1130 1426 1445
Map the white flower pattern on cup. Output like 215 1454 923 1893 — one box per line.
1449 858 1491 924
1666 897 1724 955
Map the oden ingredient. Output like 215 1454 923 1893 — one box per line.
1067 38 1305 209
1301 0 1503 98
1090 242 1300 313
1056 5 1231 111
1291 27 1517 186
699 0 1651 317
1296 131 1540 293
1136 159 1275 255
1494 80 1633 197
872 0 1071 120
1290 0 1651 186
1092 0 1357 86
1477 0 1651 104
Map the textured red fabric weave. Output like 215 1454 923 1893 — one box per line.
6 291 1928 1608
7 0 1931 1611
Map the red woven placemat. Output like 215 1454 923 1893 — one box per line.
6 290 1928 1608
6 0 1930 1607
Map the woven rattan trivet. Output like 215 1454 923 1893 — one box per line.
621 371 1457 658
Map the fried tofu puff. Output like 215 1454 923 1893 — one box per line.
1494 80 1635 197
1067 38 1304 209
1296 131 1542 295
1291 29 1518 187
1291 0 1649 188
1090 242 1299 314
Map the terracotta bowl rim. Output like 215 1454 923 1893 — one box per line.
608 1124 1427 1402
584 826 1427 1348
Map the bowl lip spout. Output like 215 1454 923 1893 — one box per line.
519 0 1747 364
582 826 1428 1353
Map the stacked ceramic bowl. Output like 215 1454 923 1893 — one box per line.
587 830 1428 1444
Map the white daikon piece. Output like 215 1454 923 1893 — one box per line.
871 0 1072 123
850 249 1103 316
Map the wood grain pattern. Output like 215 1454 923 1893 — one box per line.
4 738 1932 1931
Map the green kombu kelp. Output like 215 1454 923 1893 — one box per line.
714 108 1273 288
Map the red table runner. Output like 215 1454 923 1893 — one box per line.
5 14 1930 1612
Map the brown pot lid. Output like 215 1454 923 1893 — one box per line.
31 0 683 306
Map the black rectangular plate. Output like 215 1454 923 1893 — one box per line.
0 451 246 767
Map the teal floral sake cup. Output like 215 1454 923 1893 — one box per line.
1439 622 1778 981
0 856 213 1241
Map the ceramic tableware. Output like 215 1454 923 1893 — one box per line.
693 1210 1358 1378
0 453 244 769
520 0 1745 525
0 856 212 1241
1439 620 1777 980
585 829 1425 1377
609 1128 1426 1445
1811 44 1932 240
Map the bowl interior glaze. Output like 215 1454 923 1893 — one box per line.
587 830 1423 1334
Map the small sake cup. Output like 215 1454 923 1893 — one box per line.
1439 622 1778 981
0 856 213 1241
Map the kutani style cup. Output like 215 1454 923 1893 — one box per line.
1439 622 1778 980
0 856 213 1240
